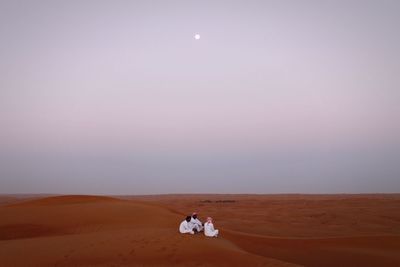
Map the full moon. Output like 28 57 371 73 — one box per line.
194 34 200 40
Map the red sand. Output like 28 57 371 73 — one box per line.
1 194 399 266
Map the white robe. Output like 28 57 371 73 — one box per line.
190 217 203 232
204 221 219 237
179 220 194 234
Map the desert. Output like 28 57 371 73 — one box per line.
1 194 399 266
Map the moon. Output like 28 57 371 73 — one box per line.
194 34 200 40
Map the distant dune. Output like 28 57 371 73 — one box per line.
1 194 400 266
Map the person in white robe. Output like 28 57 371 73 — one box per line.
204 217 219 237
179 216 195 234
190 212 203 232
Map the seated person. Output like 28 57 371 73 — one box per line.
204 217 219 237
179 215 195 234
190 212 203 232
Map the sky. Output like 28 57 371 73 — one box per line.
0 0 399 194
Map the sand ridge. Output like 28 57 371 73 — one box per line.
0 195 298 266
125 194 400 267
1 194 400 266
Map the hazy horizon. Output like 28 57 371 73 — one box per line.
1 0 399 194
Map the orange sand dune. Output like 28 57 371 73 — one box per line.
0 194 53 206
126 194 400 267
223 230 400 267
1 194 400 266
0 195 297 267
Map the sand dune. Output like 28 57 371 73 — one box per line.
126 194 400 267
223 230 400 267
1 194 399 266
0 195 297 266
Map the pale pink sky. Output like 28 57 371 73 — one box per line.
0 0 399 194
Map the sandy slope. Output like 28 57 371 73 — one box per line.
223 230 400 267
0 195 297 266
1 194 400 266
126 194 400 267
